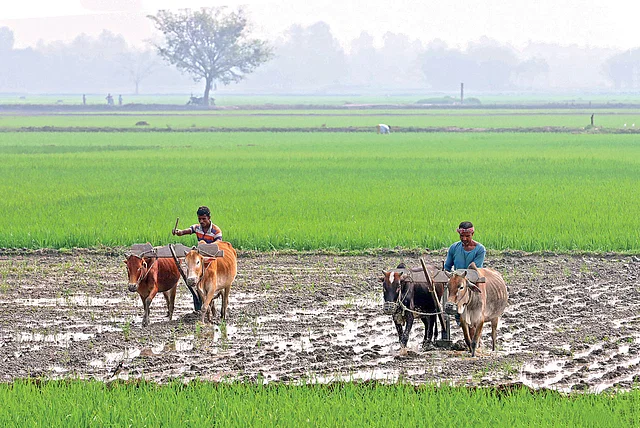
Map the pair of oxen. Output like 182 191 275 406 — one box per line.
124 241 237 327
381 262 508 357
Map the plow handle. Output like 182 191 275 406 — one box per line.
420 258 447 334
169 243 202 312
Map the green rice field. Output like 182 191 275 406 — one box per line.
1 109 640 129
1 130 638 251
1 381 638 427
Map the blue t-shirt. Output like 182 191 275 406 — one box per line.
444 241 486 271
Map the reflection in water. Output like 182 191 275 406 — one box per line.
18 331 93 345
13 296 126 307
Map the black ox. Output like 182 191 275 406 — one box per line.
381 263 443 350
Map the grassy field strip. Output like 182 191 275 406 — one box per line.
1 132 638 251
1 112 640 129
1 381 638 426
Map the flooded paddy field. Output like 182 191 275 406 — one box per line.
0 249 639 393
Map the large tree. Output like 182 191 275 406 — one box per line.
148 7 272 105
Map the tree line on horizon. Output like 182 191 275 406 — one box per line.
0 9 637 98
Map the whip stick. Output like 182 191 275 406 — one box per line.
174 217 179 233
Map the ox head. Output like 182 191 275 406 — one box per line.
380 270 404 315
445 270 481 315
124 254 150 292
185 248 206 288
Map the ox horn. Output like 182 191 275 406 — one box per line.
468 283 482 293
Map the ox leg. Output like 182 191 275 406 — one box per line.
420 317 429 346
394 321 404 343
200 292 215 324
422 316 439 351
420 317 431 350
401 313 414 348
427 315 438 343
139 287 158 327
460 320 472 353
491 318 499 351
220 288 230 321
471 323 484 357
163 287 176 320
210 294 218 319
432 315 438 343
207 300 215 323
196 288 208 324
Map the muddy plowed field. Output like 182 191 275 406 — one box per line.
1 250 639 392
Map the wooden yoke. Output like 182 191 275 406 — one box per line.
196 242 224 258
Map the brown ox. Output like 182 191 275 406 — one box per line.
124 255 180 327
185 241 237 323
445 263 508 357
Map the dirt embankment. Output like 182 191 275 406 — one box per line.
0 249 638 392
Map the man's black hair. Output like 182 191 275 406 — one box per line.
197 206 211 217
459 221 474 229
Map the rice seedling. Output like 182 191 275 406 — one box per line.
0 380 638 427
1 107 639 129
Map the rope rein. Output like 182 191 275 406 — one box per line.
135 257 158 287
190 256 215 287
394 278 443 317
397 298 443 317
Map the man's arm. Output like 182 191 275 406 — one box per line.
172 226 194 237
444 245 455 271
473 245 486 268
211 224 222 241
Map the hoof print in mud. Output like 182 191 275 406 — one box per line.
452 340 468 351
421 342 437 351
396 348 418 359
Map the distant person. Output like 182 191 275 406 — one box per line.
118 94 123 106
377 124 391 134
82 94 86 105
105 93 113 106
172 206 222 244
444 221 486 272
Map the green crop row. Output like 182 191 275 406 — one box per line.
1 110 640 129
1 380 638 427
1 131 639 251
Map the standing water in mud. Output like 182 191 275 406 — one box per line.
0 249 639 392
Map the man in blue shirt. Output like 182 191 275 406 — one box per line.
444 221 486 272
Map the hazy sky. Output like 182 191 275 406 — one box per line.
2 0 639 51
